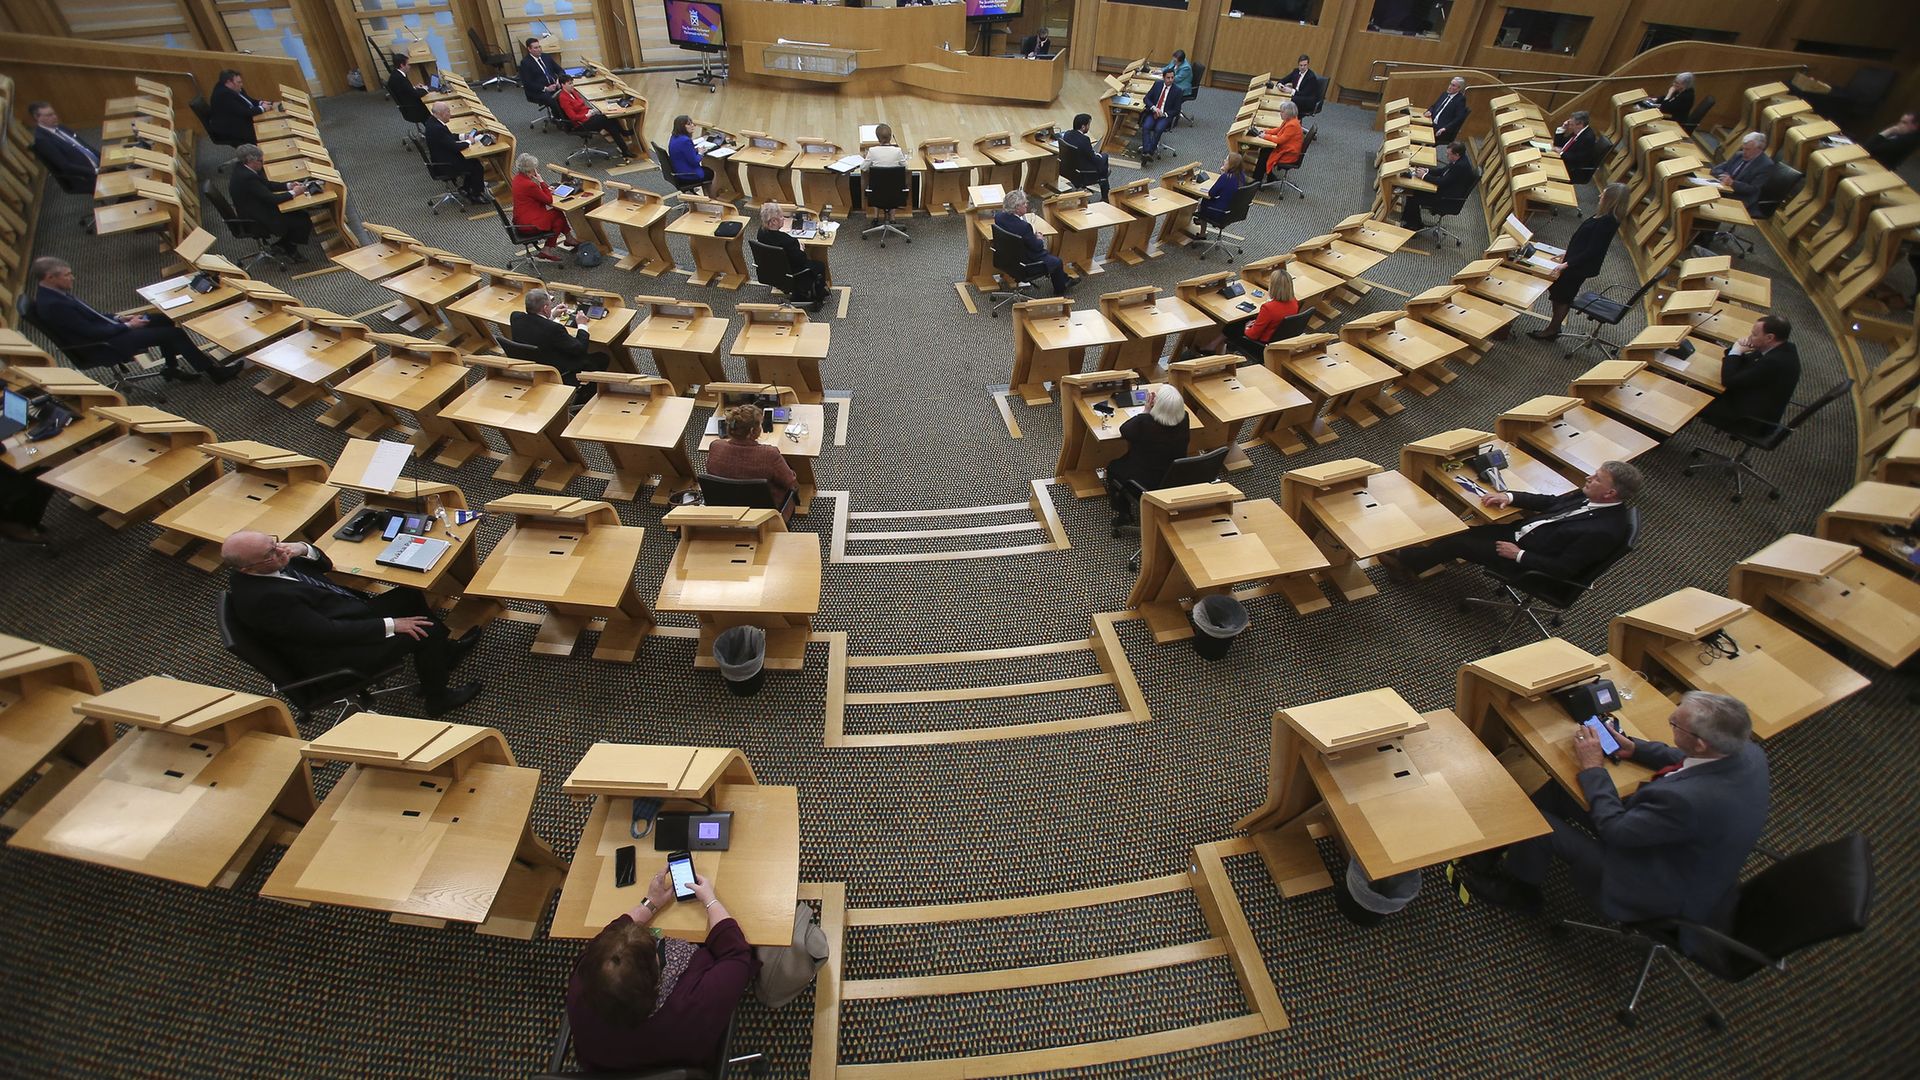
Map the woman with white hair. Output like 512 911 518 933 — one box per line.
1105 384 1191 532
754 202 829 312
1652 71 1695 123
1255 100 1304 182
511 152 576 261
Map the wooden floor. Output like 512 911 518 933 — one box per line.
618 70 1113 150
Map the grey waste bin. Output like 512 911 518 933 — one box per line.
1335 857 1424 927
1190 594 1249 660
714 625 767 696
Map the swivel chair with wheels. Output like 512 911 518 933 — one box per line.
467 27 521 91
1057 141 1106 197
1562 276 1660 361
1681 94 1716 137
395 93 432 152
14 294 167 400
862 165 911 246
747 238 821 308
551 105 618 167
1191 183 1257 261
188 95 247 156
217 593 414 727
1409 172 1478 248
493 198 562 274
1459 508 1640 644
1118 445 1231 569
205 180 290 274
654 142 709 195
419 140 470 214
1715 164 1802 258
532 1007 766 1079
987 224 1050 316
1686 378 1852 503
1259 125 1316 199
30 146 95 230
698 473 795 518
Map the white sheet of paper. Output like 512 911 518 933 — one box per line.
155 293 194 310
361 440 412 492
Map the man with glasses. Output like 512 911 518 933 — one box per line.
1454 692 1770 946
221 530 482 717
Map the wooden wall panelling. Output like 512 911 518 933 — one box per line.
0 32 305 130
1459 0 1632 87
1090 1 1203 70
1203 1 1346 91
723 1 966 71
1330 0 1487 104
1598 0 1754 74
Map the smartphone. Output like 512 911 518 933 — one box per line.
614 844 637 888
667 850 697 901
1583 717 1622 759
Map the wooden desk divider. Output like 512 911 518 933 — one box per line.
1282 456 1466 603
1237 687 1547 887
1042 188 1134 279
331 223 426 300
1728 534 1920 670
1167 353 1312 471
0 368 124 474
1009 296 1125 407
730 304 830 403
665 192 749 290
562 373 697 504
150 441 341 570
1339 309 1467 396
1777 145 1874 239
1567 358 1711 438
465 495 655 663
438 355 586 490
1453 638 1668 804
1096 286 1212 381
259 711 563 937
656 505 822 672
587 181 675 276
1255 332 1402 447
331 334 477 461
1608 587 1869 739
1054 370 1147 498
37 405 219 529
442 264 543 352
1494 394 1657 484
552 743 799 946
9 676 316 890
0 634 108 831
1128 481 1330 638
377 245 482 335
1397 427 1575 527
626 296 731 399
179 278 302 362
1618 323 1725 394
246 307 378 418
1600 88 1650 145
1403 284 1516 357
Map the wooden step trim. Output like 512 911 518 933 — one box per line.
842 938 1227 1001
834 541 1060 564
848 637 1093 668
848 872 1191 926
845 672 1112 707
834 1014 1269 1079
1191 840 1289 1032
848 520 1045 541
850 501 1029 520
832 710 1142 748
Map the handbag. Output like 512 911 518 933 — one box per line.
573 241 603 268
755 901 828 1009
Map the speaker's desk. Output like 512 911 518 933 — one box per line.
1110 177 1198 264
586 182 676 276
1816 481 1920 572
1570 359 1712 438
1282 458 1466 603
465 495 655 663
378 247 482 335
1404 284 1518 354
656 506 821 670
1607 587 1869 739
440 357 585 490
730 306 830 404
0 635 107 831
1398 428 1575 526
1339 309 1468 396
1167 353 1312 471
552 743 798 946
1495 395 1658 485
664 194 750 290
1044 191 1134 278
9 677 315 889
626 297 732 399
1010 298 1125 406
795 139 857 218
150 441 341 569
562 374 697 504
1097 287 1211 381
1256 334 1402 447
975 131 1050 195
1128 482 1330 638
696 383 824 515
1728 534 1920 670
260 712 563 937
38 406 219 529
331 336 476 461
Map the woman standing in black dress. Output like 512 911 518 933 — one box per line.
1531 182 1626 340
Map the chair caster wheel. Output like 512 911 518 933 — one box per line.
1689 448 1703 458
1549 616 1562 627
1457 599 1471 614
1705 1012 1727 1031
1616 1010 1639 1028
1730 494 1743 504
1767 491 1780 501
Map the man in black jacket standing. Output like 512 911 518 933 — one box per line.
222 530 482 717
229 144 312 259
1387 460 1643 581
425 101 490 203
28 102 99 188
1699 315 1800 434
1426 76 1469 143
1399 140 1477 229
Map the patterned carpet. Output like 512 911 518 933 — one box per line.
0 74 1914 1079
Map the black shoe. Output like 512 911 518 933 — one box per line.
1454 866 1544 915
450 626 485 666
1527 329 1561 341
160 367 200 383
425 680 483 718
1376 552 1416 585
805 297 826 313
208 364 241 384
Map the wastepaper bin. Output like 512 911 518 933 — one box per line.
1190 594 1249 661
714 625 767 696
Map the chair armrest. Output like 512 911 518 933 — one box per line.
548 1011 573 1075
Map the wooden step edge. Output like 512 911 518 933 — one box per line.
834 1013 1269 1080
847 872 1191 927
842 937 1228 1001
1191 840 1289 1032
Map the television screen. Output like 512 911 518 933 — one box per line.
664 1 726 50
966 0 1023 19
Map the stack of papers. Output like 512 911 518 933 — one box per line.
931 158 963 171
828 154 864 173
1687 176 1721 187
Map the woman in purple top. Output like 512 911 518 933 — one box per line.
565 865 759 1072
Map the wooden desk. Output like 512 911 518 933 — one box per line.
1168 353 1313 471
9 677 315 888
1237 690 1548 882
733 132 798 204
1674 254 1771 311
697 383 824 516
465 496 655 663
1610 587 1870 740
1128 482 1331 638
563 374 697 504
441 265 543 353
1617 323 1726 394
333 223 425 286
916 139 983 216
1110 178 1198 264
588 182 676 276
179 280 302 360
1404 285 1518 355
378 247 482 335
1044 192 1134 278
1398 428 1576 525
1495 395 1658 484
1020 124 1062 194
1817 481 1920 572
626 297 732 398
259 712 563 937
1332 212 1416 256
1174 270 1272 337
1872 428 1920 487
655 506 822 671
794 138 857 218
1283 458 1466 602
0 635 107 831
331 336 478 463
665 194 750 290
133 269 243 323
1570 359 1711 438
1239 252 1351 311
1454 258 1550 311
1097 287 1211 382
246 308 378 417
1340 310 1468 396
37 406 219 529
439 356 585 492
1292 234 1387 284
1729 534 1920 670
0 370 123 476
690 126 746 203
1053 370 1152 498
149 441 340 570
1256 333 1402 447
730 305 830 404
975 131 1050 195
552 744 797 946
1456 639 1668 805
1008 298 1124 407
541 165 612 248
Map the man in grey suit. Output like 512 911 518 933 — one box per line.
1710 132 1775 213
1457 692 1769 949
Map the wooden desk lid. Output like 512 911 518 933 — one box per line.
1464 638 1609 697
1340 310 1401 334
1453 258 1502 279
563 743 756 799
1404 428 1493 456
485 494 617 524
1624 324 1692 350
664 505 780 530
1280 688 1429 755
1406 284 1462 307
1143 481 1244 512
1285 458 1381 488
1739 534 1857 581
1168 353 1242 376
1572 359 1647 387
1061 370 1137 390
1826 481 1920 525
79 676 284 734
197 440 323 471
1662 289 1719 314
1501 395 1580 423
1617 587 1750 639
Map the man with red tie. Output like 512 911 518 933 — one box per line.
1138 68 1180 160
1553 110 1602 184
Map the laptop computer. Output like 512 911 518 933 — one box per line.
374 533 451 571
0 390 29 440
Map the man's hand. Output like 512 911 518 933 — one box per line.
1494 540 1522 560
1480 491 1514 509
1572 723 1606 769
1551 260 1568 275
393 615 435 639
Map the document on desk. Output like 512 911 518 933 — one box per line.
1686 176 1722 187
139 275 193 302
930 158 964 171
829 154 864 173
155 293 194 310
360 440 413 493
706 145 737 158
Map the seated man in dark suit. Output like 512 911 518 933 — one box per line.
425 101 490 203
28 101 98 188
1386 460 1643 582
1020 30 1053 59
1057 113 1110 202
1710 132 1775 213
1552 110 1603 184
229 144 312 259
1863 110 1919 169
755 203 828 312
1137 68 1182 160
28 257 234 383
221 530 481 717
386 53 426 111
1276 55 1322 116
508 288 599 387
1698 315 1800 434
1456 691 1770 946
519 37 562 109
1426 76 1470 144
206 69 275 146
994 189 1072 295
1399 140 1477 229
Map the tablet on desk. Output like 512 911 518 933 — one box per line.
551 184 576 198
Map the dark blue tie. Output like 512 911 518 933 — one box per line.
285 565 364 601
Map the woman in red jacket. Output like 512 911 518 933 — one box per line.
1199 268 1300 357
511 154 575 261
706 403 799 520
554 72 635 160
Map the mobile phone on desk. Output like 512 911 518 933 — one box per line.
614 844 637 888
1583 717 1622 761
667 850 698 901
587 304 608 319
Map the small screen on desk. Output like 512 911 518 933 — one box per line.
664 1 726 49
698 821 721 841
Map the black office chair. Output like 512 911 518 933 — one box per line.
492 198 561 274
1192 182 1258 261
653 142 708 195
1057 140 1105 198
1226 309 1314 361
1564 132 1609 187
467 27 520 91
1120 445 1232 568
203 179 289 274
1556 834 1873 1030
217 593 414 726
1411 169 1478 247
187 94 244 153
522 53 558 129
418 139 470 214
1260 126 1315 199
1681 94 1716 137
1686 378 1852 503
1458 507 1640 644
1717 163 1802 258
550 106 618 167
533 1006 765 1079
697 472 795 518
1798 68 1897 127
31 143 97 230
1179 63 1205 126
14 294 167 400
862 165 911 246
988 224 1051 317
747 237 821 308
395 93 432 152
1563 275 1661 361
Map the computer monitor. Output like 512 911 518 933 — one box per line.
0 389 29 440
965 0 1022 19
664 1 726 52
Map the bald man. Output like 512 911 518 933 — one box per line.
424 100 490 202
222 530 481 717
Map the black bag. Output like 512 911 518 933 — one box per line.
573 241 603 268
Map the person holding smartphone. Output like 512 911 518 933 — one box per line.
566 861 759 1072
